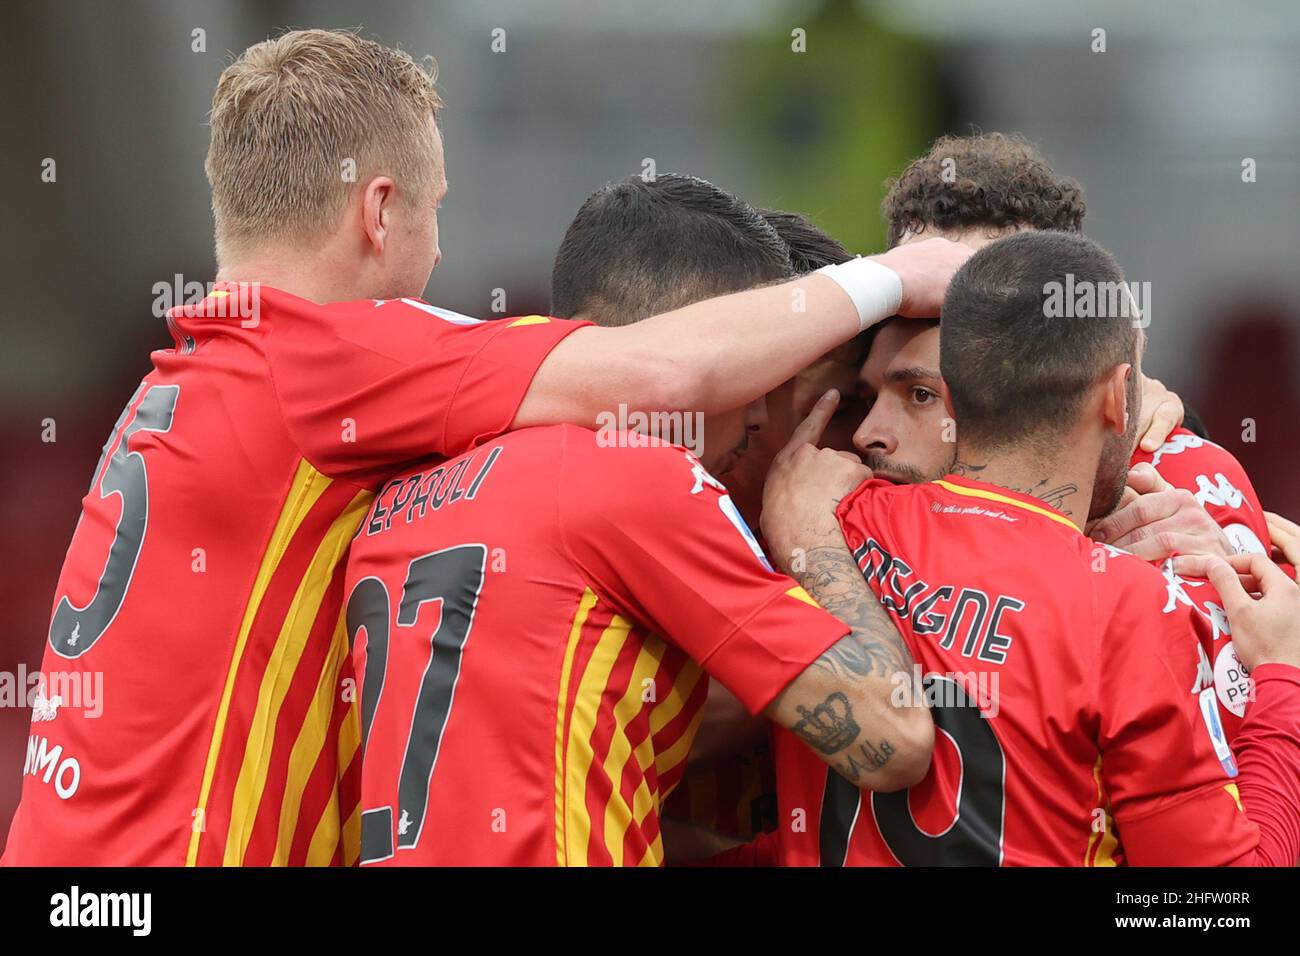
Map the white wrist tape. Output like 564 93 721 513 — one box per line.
814 257 903 331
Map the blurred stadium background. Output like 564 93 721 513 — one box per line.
2 0 1298 851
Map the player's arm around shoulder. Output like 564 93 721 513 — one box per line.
516 237 973 428
556 416 930 791
759 391 934 792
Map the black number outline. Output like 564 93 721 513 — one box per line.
49 384 180 659
347 544 487 864
819 675 1006 866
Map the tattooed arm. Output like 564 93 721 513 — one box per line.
763 538 933 791
759 392 933 791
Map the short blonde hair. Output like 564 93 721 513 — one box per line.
206 29 442 260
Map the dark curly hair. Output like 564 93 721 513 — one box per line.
882 132 1086 249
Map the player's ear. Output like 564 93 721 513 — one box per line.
360 176 396 254
1101 363 1132 436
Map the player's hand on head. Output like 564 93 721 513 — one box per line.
1136 374 1184 452
1090 463 1232 562
1265 510 1300 567
761 389 872 572
1173 552 1300 670
872 237 974 318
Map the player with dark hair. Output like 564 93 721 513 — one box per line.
758 209 853 275
716 209 861 526
342 177 936 866
551 175 791 324
881 131 1087 249
878 131 1272 558
1 27 970 866
683 186 1258 864
762 231 1300 866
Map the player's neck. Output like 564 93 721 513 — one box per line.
216 247 369 305
949 441 1097 530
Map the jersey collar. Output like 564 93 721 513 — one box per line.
933 473 1083 533
164 280 268 353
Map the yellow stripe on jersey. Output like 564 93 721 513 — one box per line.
553 589 598 866
306 786 340 866
650 662 705 772
339 805 361 868
223 488 372 865
1092 812 1119 866
933 479 1081 531
187 459 333 866
599 637 667 865
337 681 363 867
561 612 633 866
628 660 706 868
305 691 360 870
1224 782 1244 813
506 315 552 327
785 585 821 608
271 615 352 865
1085 754 1119 867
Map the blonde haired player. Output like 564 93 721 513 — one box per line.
3 29 966 865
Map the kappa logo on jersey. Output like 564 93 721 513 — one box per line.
1192 642 1214 695
1149 432 1212 466
1194 473 1246 511
1202 600 1231 641
31 688 62 723
686 451 726 495
1159 560 1205 614
1158 561 1230 641
683 451 773 571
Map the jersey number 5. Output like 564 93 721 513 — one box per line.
50 384 180 658
346 544 487 864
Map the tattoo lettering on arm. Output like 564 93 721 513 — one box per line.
785 546 919 782
841 739 897 779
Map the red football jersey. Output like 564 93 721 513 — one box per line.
1131 427 1271 556
774 474 1259 866
1127 427 1269 745
3 284 583 866
344 425 848 866
1151 559 1252 745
